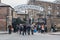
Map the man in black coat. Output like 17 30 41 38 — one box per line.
23 24 26 35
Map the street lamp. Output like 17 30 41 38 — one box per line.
25 9 28 24
47 13 53 25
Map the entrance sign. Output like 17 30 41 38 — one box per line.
15 4 44 11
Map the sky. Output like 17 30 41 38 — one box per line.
43 0 55 2
1 0 55 8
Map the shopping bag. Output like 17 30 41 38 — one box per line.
34 29 37 33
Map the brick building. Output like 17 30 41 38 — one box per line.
28 0 60 31
0 2 13 31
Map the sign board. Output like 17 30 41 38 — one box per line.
15 4 44 11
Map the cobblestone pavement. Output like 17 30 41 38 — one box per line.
0 32 60 40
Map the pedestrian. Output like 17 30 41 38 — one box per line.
22 24 26 35
44 25 47 32
16 24 19 33
53 24 56 32
41 24 45 33
33 25 37 33
12 22 17 33
51 24 56 32
37 24 41 33
19 24 23 34
13 25 16 33
31 24 34 35
27 24 31 35
8 25 12 34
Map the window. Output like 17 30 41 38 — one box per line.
47 11 52 18
57 6 60 9
56 12 60 17
57 12 59 15
48 11 51 14
48 6 51 8
48 6 52 10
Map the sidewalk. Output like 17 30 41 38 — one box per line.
49 32 60 35
0 31 60 35
0 31 8 34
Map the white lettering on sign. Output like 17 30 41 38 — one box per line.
15 4 44 11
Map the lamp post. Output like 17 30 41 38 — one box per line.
47 13 53 26
25 9 27 24
30 15 33 25
43 9 47 25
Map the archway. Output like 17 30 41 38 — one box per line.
14 4 45 24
